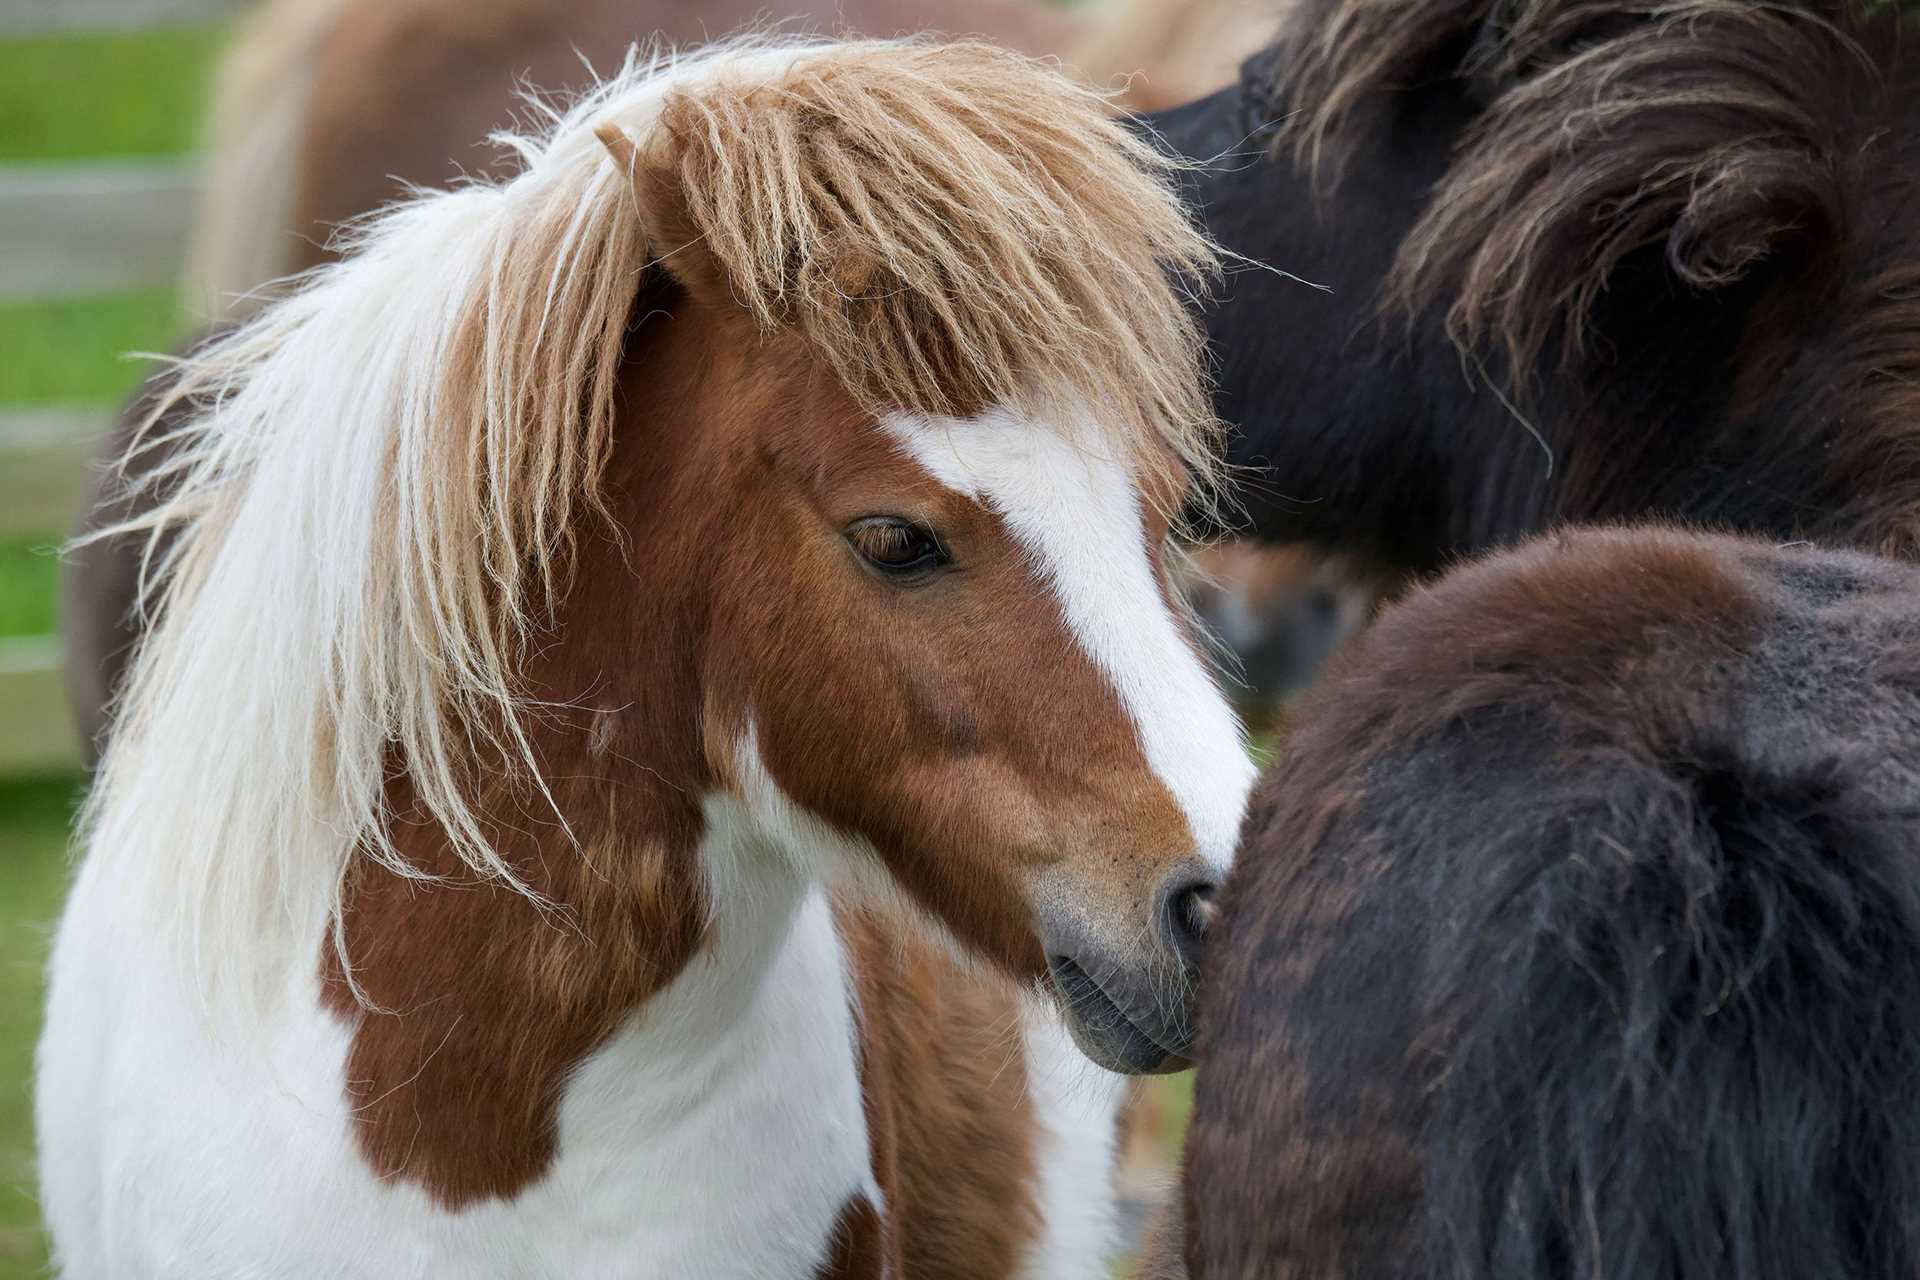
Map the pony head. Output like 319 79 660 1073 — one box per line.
100 39 1254 1075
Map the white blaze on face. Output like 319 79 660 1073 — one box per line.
883 409 1255 868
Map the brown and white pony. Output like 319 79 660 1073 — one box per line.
36 40 1254 1276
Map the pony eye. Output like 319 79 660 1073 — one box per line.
847 517 947 583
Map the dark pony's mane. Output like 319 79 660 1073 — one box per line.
1248 0 1920 556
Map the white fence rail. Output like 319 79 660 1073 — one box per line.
0 407 97 541
0 637 77 775
0 161 199 298
0 0 244 34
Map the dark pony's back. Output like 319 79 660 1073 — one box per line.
1183 526 1920 1278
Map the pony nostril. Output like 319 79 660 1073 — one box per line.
1156 869 1220 972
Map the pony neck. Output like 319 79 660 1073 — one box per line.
311 719 860 1207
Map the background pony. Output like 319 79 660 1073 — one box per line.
178 0 1269 332
37 39 1252 1276
1179 543 1392 735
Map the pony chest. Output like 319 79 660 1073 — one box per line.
510 889 876 1274
49 878 874 1279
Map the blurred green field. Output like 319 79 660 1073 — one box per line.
0 782 73 1274
0 18 228 1277
0 292 181 405
0 543 57 641
0 26 227 161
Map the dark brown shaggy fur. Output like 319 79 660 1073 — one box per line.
1182 526 1920 1278
1132 8 1920 1274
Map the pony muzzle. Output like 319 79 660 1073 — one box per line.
1040 860 1219 1075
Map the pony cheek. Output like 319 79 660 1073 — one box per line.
699 554 872 746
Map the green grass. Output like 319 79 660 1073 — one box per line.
0 293 181 638
0 292 181 406
0 19 213 1275
0 777 80 1276
1158 1070 1194 1161
0 542 59 641
0 26 230 161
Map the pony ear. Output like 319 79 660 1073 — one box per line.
593 121 638 173
591 120 739 322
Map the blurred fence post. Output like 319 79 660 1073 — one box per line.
0 0 235 774
0 0 246 34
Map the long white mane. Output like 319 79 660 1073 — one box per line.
84 41 824 1017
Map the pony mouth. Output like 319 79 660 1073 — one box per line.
1046 954 1194 1075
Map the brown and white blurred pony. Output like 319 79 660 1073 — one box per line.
1179 542 1394 736
36 40 1253 1277
178 0 1272 328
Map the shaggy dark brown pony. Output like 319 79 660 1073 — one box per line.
1147 0 1920 569
1134 2 1920 1273
1169 525 1920 1279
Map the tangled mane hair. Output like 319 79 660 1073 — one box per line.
1262 0 1920 554
84 36 1218 1017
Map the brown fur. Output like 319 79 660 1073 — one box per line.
313 296 724 1206
1273 526 1755 785
836 899 1043 1278
1181 528 1920 1279
816 1193 891 1278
